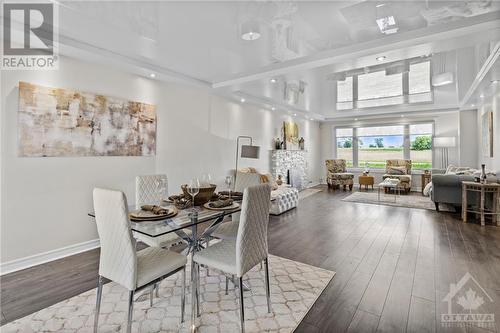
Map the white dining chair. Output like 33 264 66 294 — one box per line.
192 183 272 333
135 175 183 249
92 188 187 333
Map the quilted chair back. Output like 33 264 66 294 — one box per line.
326 159 347 173
136 174 168 206
385 160 412 174
236 183 271 277
234 171 262 192
93 188 137 290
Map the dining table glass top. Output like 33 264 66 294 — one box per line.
88 203 240 238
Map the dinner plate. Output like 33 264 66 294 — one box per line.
203 202 240 211
129 207 178 221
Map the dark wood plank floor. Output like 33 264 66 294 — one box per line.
2 185 500 332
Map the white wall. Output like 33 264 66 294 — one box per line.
459 109 479 167
0 57 321 264
477 92 500 171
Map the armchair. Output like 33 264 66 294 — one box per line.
382 159 412 193
326 159 354 191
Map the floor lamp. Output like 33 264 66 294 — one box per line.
434 137 456 168
234 136 260 186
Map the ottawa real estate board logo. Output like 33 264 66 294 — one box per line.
441 272 495 329
2 1 58 70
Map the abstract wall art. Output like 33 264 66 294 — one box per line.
18 82 156 157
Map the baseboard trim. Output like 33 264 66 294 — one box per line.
0 239 100 276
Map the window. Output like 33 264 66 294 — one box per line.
358 126 404 169
335 123 434 170
336 77 353 110
336 60 432 109
336 128 353 167
410 123 433 169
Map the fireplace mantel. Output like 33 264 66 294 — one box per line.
270 150 308 191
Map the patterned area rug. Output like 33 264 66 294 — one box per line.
1 255 334 333
342 191 455 212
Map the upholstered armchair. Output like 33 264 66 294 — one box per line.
325 159 354 191
382 159 412 192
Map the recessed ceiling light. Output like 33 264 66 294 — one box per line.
270 78 278 84
241 21 261 41
354 118 358 121
293 113 297 117
271 106 276 111
149 73 156 78
376 56 386 61
400 115 405 117
240 98 246 103
480 94 485 98
492 80 499 84
376 3 386 7
471 104 475 107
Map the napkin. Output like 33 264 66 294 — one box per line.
141 205 169 215
208 199 234 208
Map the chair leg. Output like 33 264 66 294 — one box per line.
264 258 272 313
435 202 439 212
225 276 229 295
93 276 103 333
181 267 186 323
127 290 134 333
349 184 353 191
191 263 197 326
238 277 245 333
196 264 200 317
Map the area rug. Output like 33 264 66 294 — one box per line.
1 255 335 333
298 188 322 201
342 191 455 212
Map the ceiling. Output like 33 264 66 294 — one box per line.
52 1 500 120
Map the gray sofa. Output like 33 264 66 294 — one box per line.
431 169 499 212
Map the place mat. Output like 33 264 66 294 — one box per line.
129 207 178 221
203 201 240 211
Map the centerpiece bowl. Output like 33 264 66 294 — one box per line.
181 184 217 206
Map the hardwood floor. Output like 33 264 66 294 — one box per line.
2 185 500 332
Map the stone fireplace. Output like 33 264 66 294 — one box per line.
271 150 308 191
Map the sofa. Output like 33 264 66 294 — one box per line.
382 159 412 193
325 159 354 191
234 171 299 215
431 168 500 211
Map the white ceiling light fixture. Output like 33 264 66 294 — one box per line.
240 98 246 103
376 3 386 8
376 56 386 61
270 78 278 84
354 118 358 121
293 113 297 117
149 73 156 78
271 106 276 111
491 80 499 85
480 94 485 98
241 20 261 41
431 53 454 87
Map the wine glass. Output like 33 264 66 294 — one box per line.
187 178 200 212
225 175 233 199
156 178 167 206
201 173 212 188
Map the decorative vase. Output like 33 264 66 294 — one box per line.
299 137 305 150
276 175 283 186
480 164 487 183
275 138 281 150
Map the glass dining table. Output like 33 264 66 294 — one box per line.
88 203 241 332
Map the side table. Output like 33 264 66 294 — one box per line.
359 175 374 191
421 173 431 194
462 181 500 226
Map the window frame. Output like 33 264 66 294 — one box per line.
333 121 434 171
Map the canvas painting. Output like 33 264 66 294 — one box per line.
283 121 299 150
18 82 156 157
482 111 493 158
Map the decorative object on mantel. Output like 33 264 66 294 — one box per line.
276 175 283 185
234 135 260 185
283 121 299 150
299 137 305 150
274 137 282 150
482 110 494 157
480 164 487 183
18 81 156 157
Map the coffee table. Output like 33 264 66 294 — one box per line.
378 180 401 203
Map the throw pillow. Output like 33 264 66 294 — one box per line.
423 182 432 196
387 166 406 175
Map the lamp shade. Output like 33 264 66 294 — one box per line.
434 136 456 148
241 145 260 159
